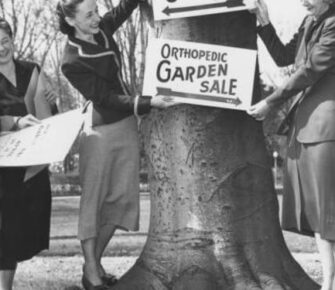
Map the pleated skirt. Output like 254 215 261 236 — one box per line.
282 132 335 241
78 116 140 240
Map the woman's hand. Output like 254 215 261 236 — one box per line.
44 87 58 105
247 99 271 121
37 71 58 105
16 114 41 129
151 95 179 109
244 0 270 27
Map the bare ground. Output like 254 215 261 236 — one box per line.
12 195 322 290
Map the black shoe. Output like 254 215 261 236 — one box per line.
101 274 118 287
82 275 109 290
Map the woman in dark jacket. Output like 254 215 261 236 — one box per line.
0 18 56 290
56 0 173 289
248 0 335 289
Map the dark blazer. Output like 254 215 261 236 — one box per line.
62 0 150 125
258 7 335 143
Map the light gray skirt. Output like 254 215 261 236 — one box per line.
78 115 140 240
282 130 335 241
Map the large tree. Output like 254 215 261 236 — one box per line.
112 4 320 290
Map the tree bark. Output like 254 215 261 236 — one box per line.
113 10 320 290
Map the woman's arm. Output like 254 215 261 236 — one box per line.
249 0 299 67
23 66 58 119
34 70 58 118
0 114 40 131
258 24 300 67
103 0 145 33
62 62 174 114
248 17 335 119
0 115 20 131
62 62 151 114
266 18 335 107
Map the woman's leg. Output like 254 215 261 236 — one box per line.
0 270 16 290
315 233 335 290
78 129 105 286
0 258 17 290
331 241 335 290
95 225 116 276
81 238 103 286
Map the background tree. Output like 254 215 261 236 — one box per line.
112 4 320 290
1 0 57 65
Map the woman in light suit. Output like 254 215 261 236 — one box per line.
248 0 335 289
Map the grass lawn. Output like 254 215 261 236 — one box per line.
13 194 322 290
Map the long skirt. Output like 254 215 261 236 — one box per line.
0 168 51 263
282 133 335 241
78 116 140 240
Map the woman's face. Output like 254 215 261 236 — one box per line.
0 29 14 65
66 0 100 40
301 0 329 17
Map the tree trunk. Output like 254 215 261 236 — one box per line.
113 10 320 290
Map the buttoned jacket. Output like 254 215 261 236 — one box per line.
62 0 150 125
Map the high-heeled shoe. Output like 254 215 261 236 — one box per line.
82 274 109 290
101 273 118 287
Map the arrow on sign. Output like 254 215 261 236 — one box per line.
156 87 242 106
162 0 245 16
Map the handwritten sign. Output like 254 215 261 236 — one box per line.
153 0 249 21
0 109 84 167
143 38 256 110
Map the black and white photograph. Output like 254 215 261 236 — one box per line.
0 0 332 289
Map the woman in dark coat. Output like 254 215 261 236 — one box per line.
248 0 335 289
56 0 173 289
0 18 56 290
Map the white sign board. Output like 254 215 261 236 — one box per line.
0 109 84 167
153 0 249 21
143 38 257 110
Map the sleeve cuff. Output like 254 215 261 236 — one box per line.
256 22 273 34
136 95 152 116
265 88 286 108
0 116 19 131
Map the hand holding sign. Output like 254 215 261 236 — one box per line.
151 95 178 108
0 109 85 167
246 0 270 26
17 114 41 129
247 99 271 121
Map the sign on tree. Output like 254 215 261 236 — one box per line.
143 38 257 111
152 0 249 20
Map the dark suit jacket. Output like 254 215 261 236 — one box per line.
258 7 335 143
61 0 151 125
